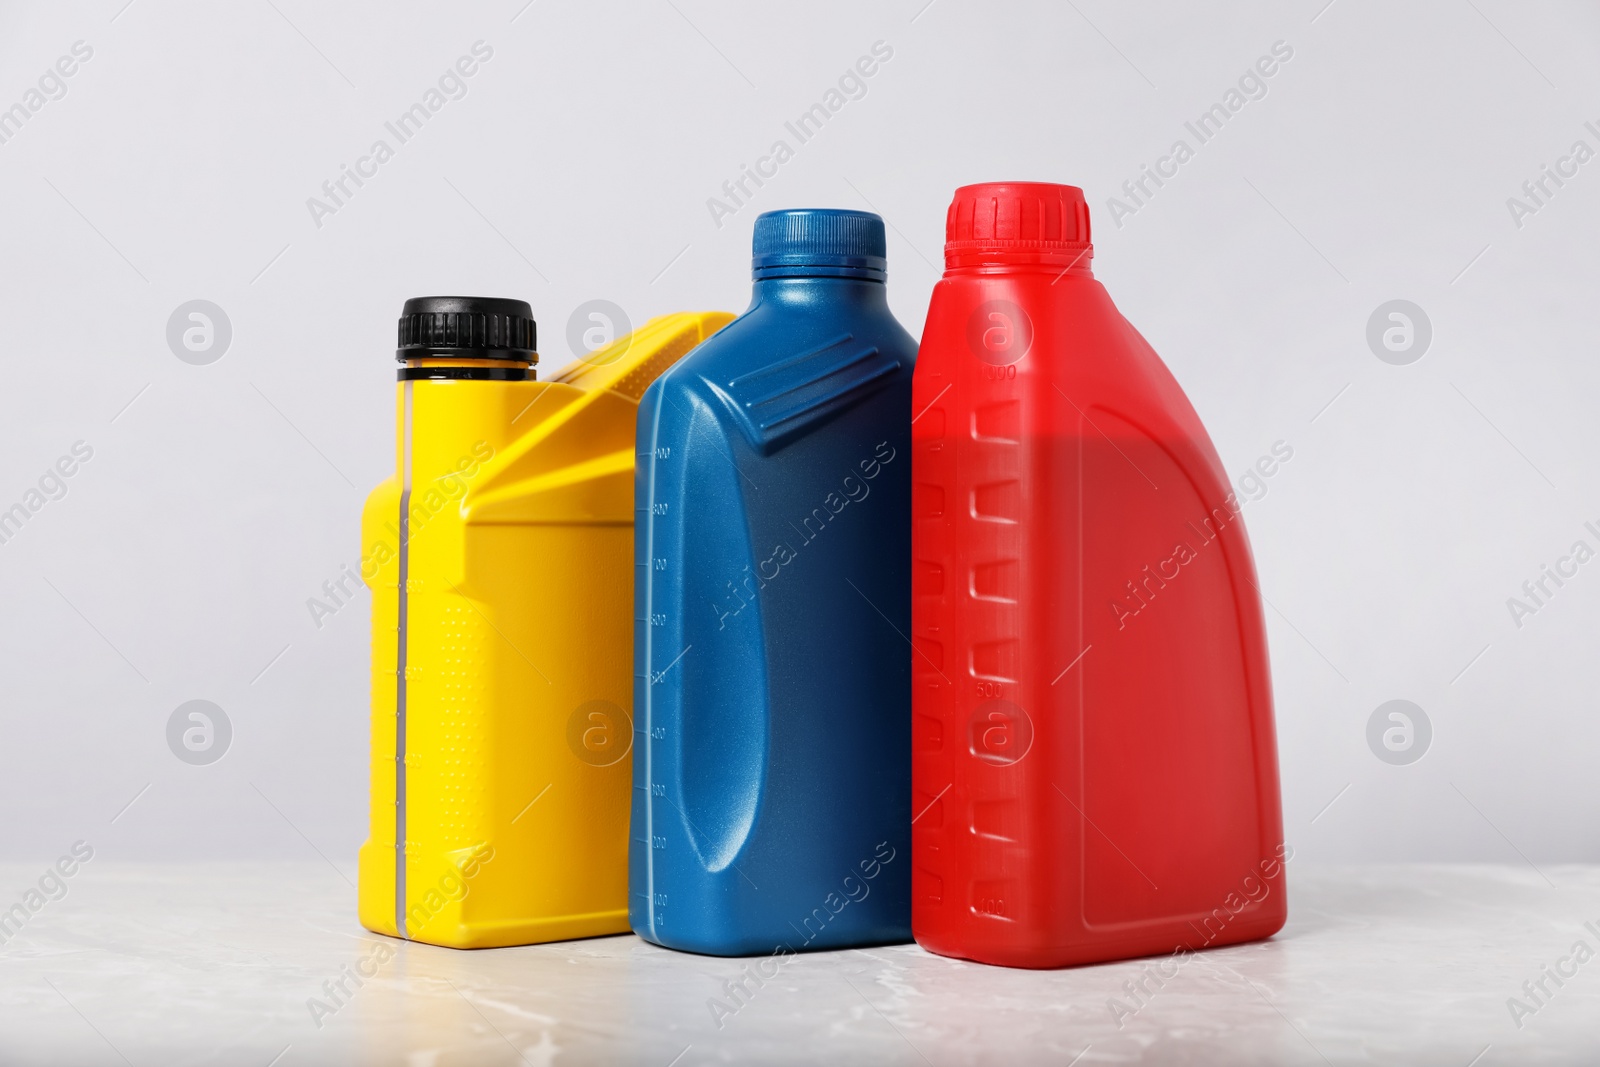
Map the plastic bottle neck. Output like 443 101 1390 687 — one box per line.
943 246 1095 277
750 273 889 307
398 357 534 381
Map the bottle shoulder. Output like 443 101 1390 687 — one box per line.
683 299 916 378
643 299 912 458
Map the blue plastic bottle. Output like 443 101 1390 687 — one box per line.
631 210 916 955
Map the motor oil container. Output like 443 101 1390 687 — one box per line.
358 296 732 948
631 210 916 955
910 183 1288 968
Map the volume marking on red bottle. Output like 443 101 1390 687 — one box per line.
971 400 1020 443
959 363 1027 937
970 799 1019 842
971 560 1018 602
970 640 1019 682
972 880 1016 921
970 481 1021 523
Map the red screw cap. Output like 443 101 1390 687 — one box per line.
944 182 1092 269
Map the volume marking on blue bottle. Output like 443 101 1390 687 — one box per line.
639 383 667 941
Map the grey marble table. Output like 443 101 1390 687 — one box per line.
0 863 1595 1065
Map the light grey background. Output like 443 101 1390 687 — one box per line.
1 0 1596 872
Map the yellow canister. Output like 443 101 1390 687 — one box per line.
358 298 731 948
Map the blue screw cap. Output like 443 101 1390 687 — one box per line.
751 209 887 280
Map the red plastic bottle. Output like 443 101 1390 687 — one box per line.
910 182 1288 969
